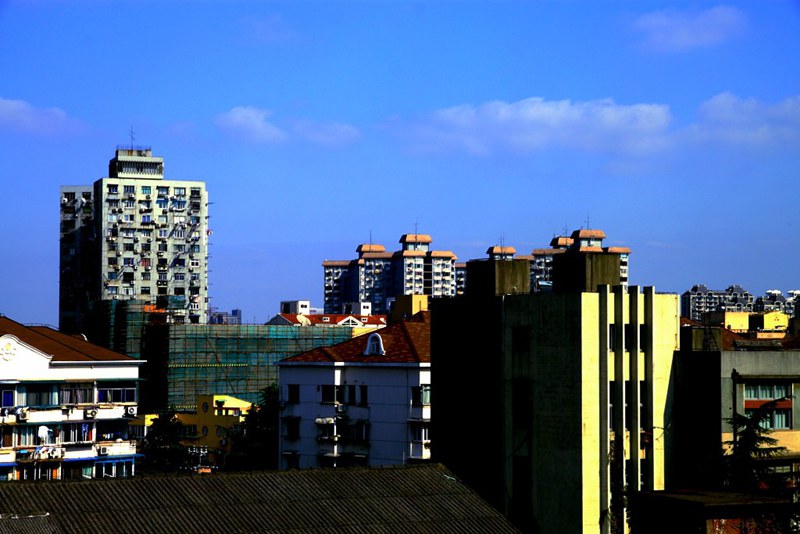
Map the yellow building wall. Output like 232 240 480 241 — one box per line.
176 395 251 451
762 311 789 332
580 293 602 532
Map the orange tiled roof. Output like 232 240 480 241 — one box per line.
274 314 387 326
399 234 433 244
361 252 394 259
486 246 516 255
395 250 427 258
531 248 567 256
571 229 606 239
322 260 352 267
0 316 137 362
429 250 457 259
550 236 574 247
280 312 430 364
577 246 604 253
356 244 386 254
605 246 631 254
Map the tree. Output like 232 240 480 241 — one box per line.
139 410 189 473
725 398 787 493
224 385 280 471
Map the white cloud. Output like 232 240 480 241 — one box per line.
632 5 747 52
687 92 800 146
403 97 672 156
215 106 286 143
291 120 360 146
0 97 84 135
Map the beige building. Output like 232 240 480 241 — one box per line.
60 147 210 332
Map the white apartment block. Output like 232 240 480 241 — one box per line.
323 234 457 314
277 313 431 469
0 317 142 481
60 147 210 331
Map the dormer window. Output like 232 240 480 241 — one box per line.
364 333 385 356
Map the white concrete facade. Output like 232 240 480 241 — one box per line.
0 333 142 481
278 362 431 469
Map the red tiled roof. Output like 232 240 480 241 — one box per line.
395 250 427 258
486 246 516 255
0 316 136 362
361 252 394 259
531 248 567 256
550 236 574 247
272 314 387 326
356 244 386 254
399 234 433 244
281 312 430 364
322 260 352 267
429 250 457 259
605 246 631 254
577 246 604 253
571 229 606 239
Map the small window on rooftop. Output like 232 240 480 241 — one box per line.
364 333 385 356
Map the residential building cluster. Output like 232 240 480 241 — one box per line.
3 146 799 533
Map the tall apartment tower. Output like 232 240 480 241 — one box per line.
60 147 210 334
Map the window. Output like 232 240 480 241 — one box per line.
359 385 368 406
174 244 185 252
141 186 151 195
25 384 55 407
156 198 169 209
173 229 186 239
410 421 430 442
746 408 792 430
96 381 136 403
62 422 92 443
123 185 135 194
287 384 300 404
173 258 185 268
745 383 791 400
346 385 357 406
158 229 169 238
142 214 151 224
175 187 186 196
411 385 431 406
123 200 135 208
1 390 14 407
123 257 134 266
284 417 300 441
320 385 344 404
364 333 385 356
157 186 169 196
59 383 93 404
107 184 118 194
174 273 185 281
141 286 151 295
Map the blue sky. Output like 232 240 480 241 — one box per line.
1 1 798 325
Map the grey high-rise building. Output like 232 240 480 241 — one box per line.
60 147 210 334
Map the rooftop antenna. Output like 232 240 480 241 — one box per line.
129 125 136 150
414 218 419 236
585 215 591 230
563 224 569 237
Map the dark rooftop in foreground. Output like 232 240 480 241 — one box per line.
0 464 518 533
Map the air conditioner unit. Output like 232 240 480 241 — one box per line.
17 409 29 421
98 446 109 455
336 404 347 414
85 408 98 419
125 406 137 417
146 194 151 200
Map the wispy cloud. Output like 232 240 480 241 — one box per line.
398 97 672 156
215 106 360 146
290 120 360 147
215 106 286 143
686 93 800 146
632 5 747 52
0 97 85 135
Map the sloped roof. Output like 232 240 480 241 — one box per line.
0 464 518 534
571 229 606 239
0 316 136 362
281 312 430 364
356 243 386 254
270 314 387 327
399 234 433 244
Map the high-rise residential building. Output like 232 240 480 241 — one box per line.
322 234 457 314
529 229 630 292
680 284 754 321
60 147 210 334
